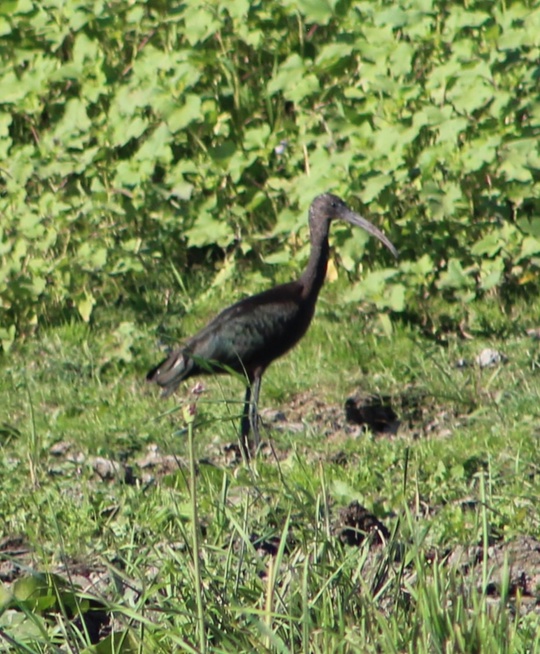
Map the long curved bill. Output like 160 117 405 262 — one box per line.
341 208 398 259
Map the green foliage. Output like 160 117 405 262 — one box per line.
1 0 540 339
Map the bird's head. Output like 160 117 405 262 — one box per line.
309 193 398 258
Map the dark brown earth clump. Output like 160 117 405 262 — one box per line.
337 500 390 547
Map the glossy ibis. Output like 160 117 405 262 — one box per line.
147 193 397 457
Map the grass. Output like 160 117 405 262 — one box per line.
1 286 540 652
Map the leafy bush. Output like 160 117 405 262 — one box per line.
1 0 539 345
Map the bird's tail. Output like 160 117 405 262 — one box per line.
146 350 193 398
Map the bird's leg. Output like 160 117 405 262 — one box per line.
249 374 262 450
239 375 262 459
240 384 252 459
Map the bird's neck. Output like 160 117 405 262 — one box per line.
299 233 330 301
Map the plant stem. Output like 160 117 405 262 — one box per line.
187 414 206 654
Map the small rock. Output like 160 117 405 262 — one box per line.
91 457 124 481
260 409 287 423
0 559 19 582
67 451 85 465
476 348 506 368
281 421 304 433
50 441 72 456
137 445 186 474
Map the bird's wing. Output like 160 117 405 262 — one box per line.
147 282 306 393
185 287 304 373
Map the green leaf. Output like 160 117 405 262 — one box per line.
373 6 409 28
135 123 172 163
267 54 320 103
0 1 17 15
437 259 475 290
519 236 540 261
18 212 43 237
78 243 108 270
316 43 354 69
286 74 320 102
517 218 540 239
388 283 405 311
185 212 235 248
82 629 139 654
183 5 221 44
295 0 336 24
53 98 91 145
264 250 291 265
346 269 399 308
209 141 236 165
12 574 59 612
0 325 16 352
16 0 35 12
0 111 12 136
167 94 201 133
77 293 95 323
112 116 148 147
460 135 500 173
378 312 393 338
447 76 493 115
479 258 503 291
498 139 539 183
359 174 393 203
445 7 489 33
101 322 138 364
400 254 435 286
471 233 502 258
244 124 271 151
0 16 10 35
126 5 145 24
0 71 28 103
225 0 250 20
388 42 413 77
436 118 468 143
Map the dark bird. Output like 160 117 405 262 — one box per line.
147 193 397 457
